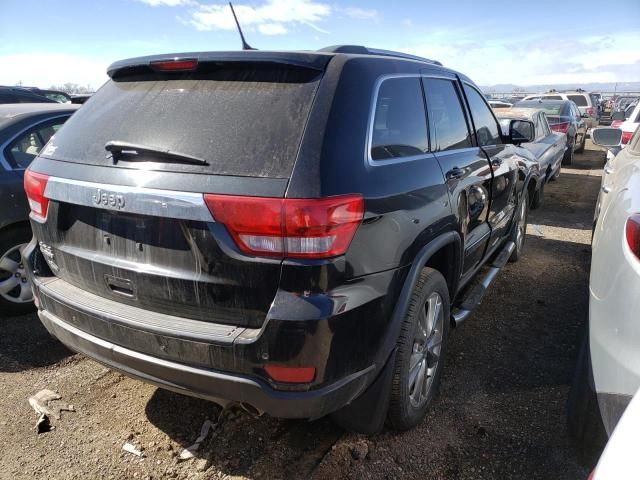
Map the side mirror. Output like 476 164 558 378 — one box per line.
509 119 534 144
592 127 622 147
581 112 590 118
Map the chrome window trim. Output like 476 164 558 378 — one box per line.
433 147 480 157
44 177 214 222
0 113 72 171
365 73 459 167
365 74 425 167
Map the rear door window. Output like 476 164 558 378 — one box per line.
370 77 428 160
423 78 472 152
5 119 67 169
43 65 322 178
463 84 502 146
567 95 588 107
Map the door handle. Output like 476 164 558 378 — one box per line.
602 186 611 194
446 167 465 180
604 166 613 174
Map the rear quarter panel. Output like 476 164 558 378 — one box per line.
590 148 640 398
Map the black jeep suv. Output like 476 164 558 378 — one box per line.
23 46 537 432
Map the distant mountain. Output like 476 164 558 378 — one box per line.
480 81 640 94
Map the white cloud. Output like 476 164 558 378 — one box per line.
258 23 287 35
339 7 377 20
404 30 640 86
136 0 195 6
189 0 331 34
0 54 110 91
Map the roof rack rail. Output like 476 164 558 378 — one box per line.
318 45 442 66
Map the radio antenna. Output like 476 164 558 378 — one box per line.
229 2 255 50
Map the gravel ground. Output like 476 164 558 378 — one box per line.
0 142 604 480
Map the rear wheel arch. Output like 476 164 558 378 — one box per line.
391 231 462 331
424 240 460 301
0 219 31 235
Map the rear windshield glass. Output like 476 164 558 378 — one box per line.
567 95 588 107
43 65 321 178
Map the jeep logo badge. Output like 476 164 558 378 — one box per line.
92 189 125 210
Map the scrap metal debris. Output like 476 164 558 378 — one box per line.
122 442 145 458
28 389 75 434
178 419 215 460
177 404 242 461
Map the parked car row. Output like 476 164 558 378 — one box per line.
0 86 92 105
521 91 600 129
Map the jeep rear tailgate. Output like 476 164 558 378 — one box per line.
30 58 325 328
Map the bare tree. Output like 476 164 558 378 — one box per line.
48 83 94 94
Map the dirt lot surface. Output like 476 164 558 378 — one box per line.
0 142 605 480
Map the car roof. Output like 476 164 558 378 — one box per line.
0 103 80 129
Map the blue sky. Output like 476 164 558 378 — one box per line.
1 0 639 90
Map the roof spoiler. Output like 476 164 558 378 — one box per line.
107 51 332 79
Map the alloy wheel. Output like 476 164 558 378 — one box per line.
408 292 444 407
0 244 33 304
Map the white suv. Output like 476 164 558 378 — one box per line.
523 92 599 129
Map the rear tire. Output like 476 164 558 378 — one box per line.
0 225 35 316
567 333 608 467
509 191 529 262
576 134 586 153
563 139 575 165
387 267 450 431
531 181 545 210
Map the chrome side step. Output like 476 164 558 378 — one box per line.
451 241 515 326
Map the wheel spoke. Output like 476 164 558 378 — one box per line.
410 359 426 402
0 256 19 273
0 276 20 294
18 285 33 302
426 334 442 357
417 308 428 339
409 351 423 371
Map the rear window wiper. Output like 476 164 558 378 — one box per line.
105 140 209 166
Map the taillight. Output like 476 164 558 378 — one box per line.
149 58 198 72
551 122 570 134
204 194 364 259
586 107 595 116
264 365 316 384
23 169 50 221
622 130 634 145
626 214 640 260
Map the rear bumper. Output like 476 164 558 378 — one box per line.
25 233 400 419
38 308 373 419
